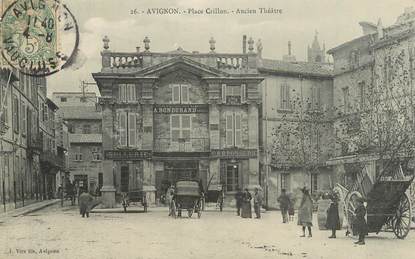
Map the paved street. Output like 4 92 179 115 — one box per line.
0 204 414 259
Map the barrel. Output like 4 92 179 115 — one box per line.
317 199 344 230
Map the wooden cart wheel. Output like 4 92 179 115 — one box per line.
392 193 412 239
188 209 193 218
345 191 363 234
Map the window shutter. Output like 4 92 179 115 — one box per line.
172 84 180 103
120 112 127 146
22 103 26 135
128 113 137 147
135 84 140 101
235 114 241 147
171 115 180 141
222 84 226 103
226 114 233 146
181 85 189 104
241 84 246 103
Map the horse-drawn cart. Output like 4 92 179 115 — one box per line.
171 180 203 218
338 160 414 239
121 189 148 212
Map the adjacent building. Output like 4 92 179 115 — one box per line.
259 35 334 208
52 92 103 194
0 67 63 212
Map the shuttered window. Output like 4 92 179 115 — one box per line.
119 84 136 102
226 115 233 146
226 113 242 147
280 83 291 110
13 95 19 132
119 112 127 146
234 114 241 147
171 84 190 104
128 113 137 147
118 111 139 147
171 115 191 141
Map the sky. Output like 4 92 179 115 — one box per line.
47 0 415 95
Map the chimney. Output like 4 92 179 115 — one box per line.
242 35 247 54
377 18 384 39
288 41 292 55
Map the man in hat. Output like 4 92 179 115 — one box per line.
353 197 368 245
278 189 291 223
326 191 341 238
234 187 243 216
253 187 263 219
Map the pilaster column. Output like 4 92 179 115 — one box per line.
99 97 116 208
248 103 259 188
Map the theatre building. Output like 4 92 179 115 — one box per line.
93 37 263 207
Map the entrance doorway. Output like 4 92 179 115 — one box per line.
226 164 239 192
121 166 129 192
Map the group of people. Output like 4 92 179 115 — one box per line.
276 186 368 245
234 187 263 219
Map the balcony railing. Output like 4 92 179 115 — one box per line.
153 138 210 152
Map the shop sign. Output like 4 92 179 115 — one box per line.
210 149 257 159
104 150 152 160
153 104 208 114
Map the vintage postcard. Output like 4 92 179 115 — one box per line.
0 0 415 258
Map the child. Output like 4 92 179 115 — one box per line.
353 197 368 245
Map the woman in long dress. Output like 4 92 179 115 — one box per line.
241 188 252 218
298 187 313 237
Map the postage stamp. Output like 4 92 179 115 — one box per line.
1 0 79 76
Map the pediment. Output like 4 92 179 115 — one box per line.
136 56 230 78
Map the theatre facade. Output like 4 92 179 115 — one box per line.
93 37 263 207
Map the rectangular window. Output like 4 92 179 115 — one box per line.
358 81 366 110
342 87 349 114
118 111 139 147
21 103 26 136
223 84 244 104
118 84 136 102
171 84 190 104
311 174 318 193
13 95 19 132
280 83 291 110
311 86 321 110
280 173 290 191
170 115 192 141
226 164 239 192
128 113 137 147
92 147 102 161
119 111 127 146
225 113 242 147
74 146 83 161
60 97 67 102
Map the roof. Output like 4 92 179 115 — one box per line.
58 106 102 120
327 34 373 54
69 134 102 143
258 59 333 78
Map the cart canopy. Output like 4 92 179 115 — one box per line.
175 181 200 197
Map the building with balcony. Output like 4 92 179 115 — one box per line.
93 36 263 207
53 92 103 194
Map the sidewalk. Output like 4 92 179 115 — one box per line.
0 199 61 220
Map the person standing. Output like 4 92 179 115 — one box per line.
278 189 291 223
353 197 368 245
326 192 341 238
234 187 243 216
298 187 313 237
79 189 94 218
241 188 252 218
166 186 175 216
253 187 263 219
